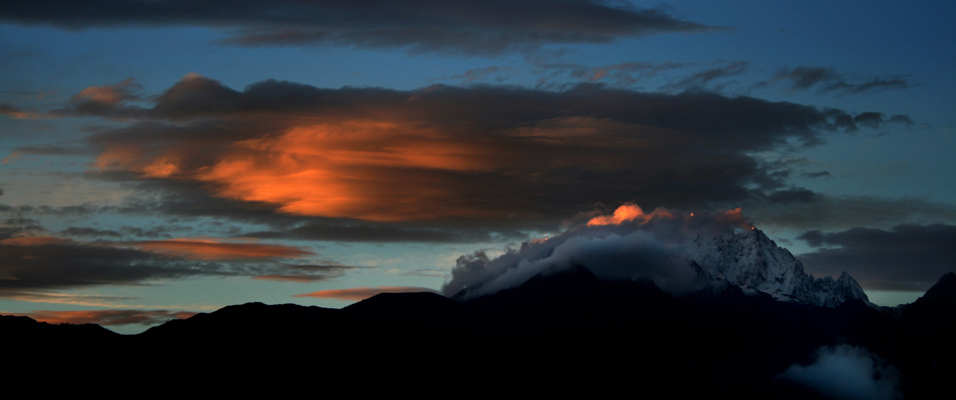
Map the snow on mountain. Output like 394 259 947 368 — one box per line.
683 227 869 307
445 204 869 308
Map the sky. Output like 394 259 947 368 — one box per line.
1 1 954 334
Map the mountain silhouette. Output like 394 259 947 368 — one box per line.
4 270 955 398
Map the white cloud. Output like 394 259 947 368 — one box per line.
778 345 900 400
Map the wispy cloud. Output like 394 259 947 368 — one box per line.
774 66 914 96
293 286 439 301
0 235 345 295
14 309 196 326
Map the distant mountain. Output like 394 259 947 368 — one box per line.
908 271 956 312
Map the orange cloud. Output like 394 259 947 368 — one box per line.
20 309 196 326
293 286 438 301
71 78 141 105
92 115 654 223
74 87 126 104
133 239 313 261
587 204 675 226
0 109 31 119
192 122 495 221
83 78 869 226
717 207 752 228
0 236 73 246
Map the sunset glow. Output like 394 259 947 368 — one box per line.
0 1 953 337
294 286 439 301
132 239 314 261
587 204 675 226
19 309 196 326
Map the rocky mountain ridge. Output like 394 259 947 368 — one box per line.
3 269 954 398
684 227 869 307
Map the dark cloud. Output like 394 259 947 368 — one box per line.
6 144 90 157
0 217 47 239
0 237 209 294
446 228 698 299
53 75 908 240
796 224 956 291
65 77 143 117
530 58 753 92
0 103 30 119
886 114 914 126
822 78 911 95
779 67 841 91
660 61 749 92
766 188 819 204
801 171 832 179
442 205 757 298
30 204 101 217
15 309 197 326
60 226 123 238
0 236 336 295
293 286 439 300
0 1 717 56
747 193 956 231
89 177 532 243
117 225 177 239
530 60 689 88
449 66 507 84
247 222 524 244
796 230 826 248
584 61 686 83
776 66 914 96
853 112 885 128
252 263 358 283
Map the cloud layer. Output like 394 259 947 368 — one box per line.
775 67 914 96
15 309 196 326
778 345 899 400
0 1 715 55
294 286 439 301
797 224 956 291
59 75 905 233
442 204 751 299
0 235 343 296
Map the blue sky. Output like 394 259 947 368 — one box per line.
1 1 954 333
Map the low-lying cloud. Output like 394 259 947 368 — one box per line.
778 345 900 400
442 204 751 299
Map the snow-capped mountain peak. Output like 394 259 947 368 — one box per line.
684 227 868 307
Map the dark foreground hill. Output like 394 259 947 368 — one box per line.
5 270 955 398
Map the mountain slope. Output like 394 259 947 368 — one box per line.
3 270 955 398
686 227 868 307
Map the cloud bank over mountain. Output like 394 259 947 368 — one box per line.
442 204 745 298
